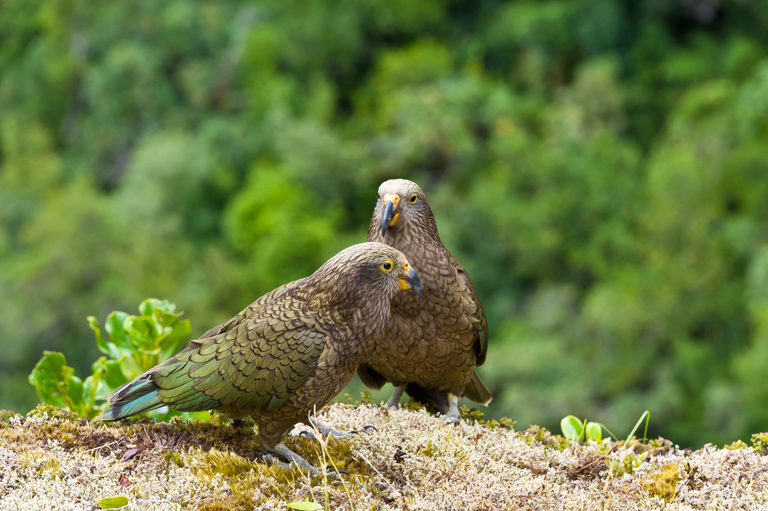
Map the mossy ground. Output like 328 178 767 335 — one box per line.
2 403 768 510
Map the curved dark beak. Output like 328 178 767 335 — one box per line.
399 266 422 304
381 198 397 237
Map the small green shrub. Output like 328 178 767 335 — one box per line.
28 298 207 421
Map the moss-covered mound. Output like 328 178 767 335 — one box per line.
2 403 768 510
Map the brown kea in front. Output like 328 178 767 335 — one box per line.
96 242 421 475
358 179 491 422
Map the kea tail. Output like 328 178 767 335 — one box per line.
405 370 492 414
357 363 388 390
95 375 164 422
462 370 492 406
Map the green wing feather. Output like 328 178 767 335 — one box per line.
154 308 326 414
99 285 326 420
199 279 303 339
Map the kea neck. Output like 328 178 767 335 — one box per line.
302 273 390 342
375 207 446 267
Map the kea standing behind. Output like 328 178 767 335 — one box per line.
96 242 421 475
358 179 491 422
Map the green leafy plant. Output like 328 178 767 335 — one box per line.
29 299 206 421
28 351 113 419
560 411 650 445
560 411 651 476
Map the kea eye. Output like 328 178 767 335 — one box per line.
408 194 418 203
382 261 393 271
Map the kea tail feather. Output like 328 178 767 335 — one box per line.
462 370 492 406
96 377 163 422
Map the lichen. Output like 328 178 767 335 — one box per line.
4 403 768 509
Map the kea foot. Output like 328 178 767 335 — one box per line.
442 393 461 424
385 384 407 408
258 443 346 479
299 418 377 441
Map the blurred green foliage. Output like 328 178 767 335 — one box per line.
2 0 768 447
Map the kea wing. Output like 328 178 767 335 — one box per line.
452 257 488 366
200 279 304 339
154 299 326 414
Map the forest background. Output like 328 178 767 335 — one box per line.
2 0 768 450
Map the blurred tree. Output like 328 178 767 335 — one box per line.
2 0 768 448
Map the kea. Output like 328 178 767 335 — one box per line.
357 179 491 422
96 242 421 475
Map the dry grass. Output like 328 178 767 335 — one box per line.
2 404 768 510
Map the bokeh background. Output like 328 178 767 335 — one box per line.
2 0 768 449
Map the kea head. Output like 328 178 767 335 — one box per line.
373 179 436 238
313 242 422 306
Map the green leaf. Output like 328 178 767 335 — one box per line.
28 351 75 409
89 316 120 359
124 316 156 348
105 311 132 352
585 422 602 442
103 359 129 390
98 496 129 509
66 375 85 412
286 502 323 511
158 318 191 359
139 298 174 317
560 415 584 441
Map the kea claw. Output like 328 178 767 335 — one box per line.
385 384 407 408
260 442 342 479
306 418 358 439
442 413 461 425
326 465 349 476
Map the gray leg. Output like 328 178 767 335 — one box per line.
386 384 407 408
443 393 460 424
262 442 342 479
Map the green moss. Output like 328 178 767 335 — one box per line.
197 491 257 511
342 392 376 407
402 399 425 411
751 432 768 453
420 439 441 457
520 425 570 451
26 403 79 421
164 451 185 468
459 405 485 422
642 463 680 502
724 439 748 450
191 449 261 478
610 451 649 477
0 409 18 425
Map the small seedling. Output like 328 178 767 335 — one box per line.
560 415 602 442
